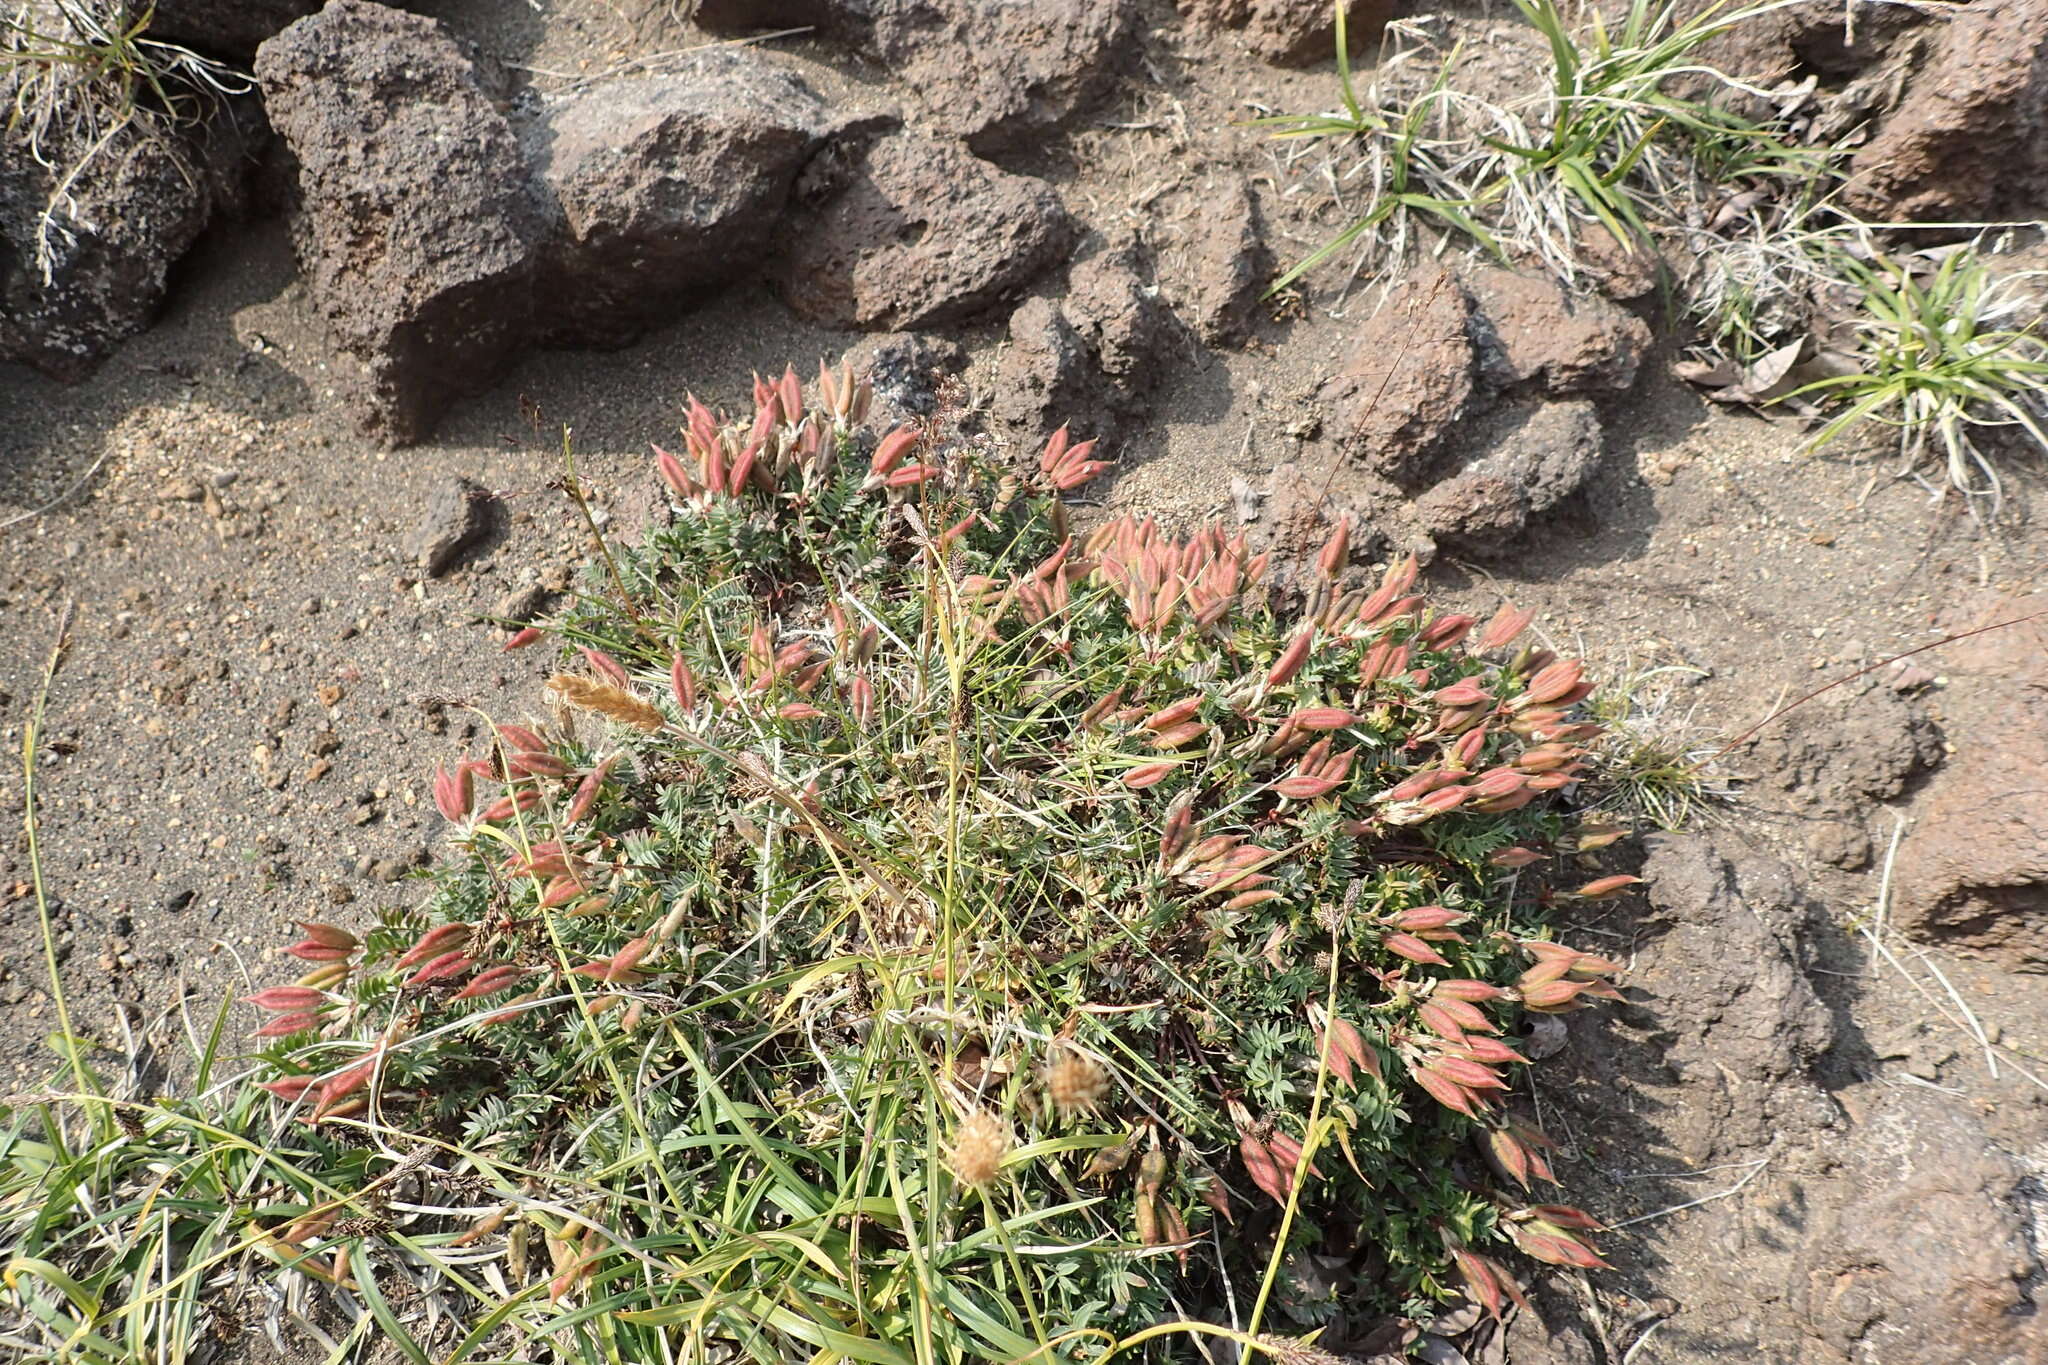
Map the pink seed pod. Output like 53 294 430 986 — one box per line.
1434 678 1494 708
669 655 697 712
1477 601 1535 652
246 986 326 1012
479 789 543 822
1038 424 1073 476
849 674 876 726
1415 785 1473 815
1315 517 1351 582
407 950 474 986
295 922 356 950
254 1010 324 1038
1520 659 1586 707
1460 1035 1529 1065
432 763 475 821
1266 628 1314 687
257 1075 318 1101
453 965 528 1001
286 940 353 963
538 876 582 908
653 445 696 500
1434 978 1507 1003
508 750 571 778
1572 874 1643 899
581 648 630 687
1273 774 1341 799
1393 904 1468 932
1384 932 1451 967
1148 721 1209 750
565 756 618 825
394 922 473 970
1488 846 1545 869
317 1056 379 1111
503 627 543 651
495 724 546 755
1518 979 1588 1011
870 426 920 478
1288 706 1357 732
1420 614 1476 648
1142 696 1204 732
1123 761 1177 789
885 463 939 488
778 702 824 721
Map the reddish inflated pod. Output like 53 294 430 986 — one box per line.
580 648 630 687
849 674 876 727
1265 628 1314 687
1038 424 1072 476
1315 517 1351 582
869 425 919 479
538 876 582 909
652 445 695 500
254 1010 324 1038
393 922 473 970
407 951 474 986
777 363 802 424
1289 706 1357 732
1141 695 1203 732
778 702 824 721
503 627 543 651
1421 613 1476 649
508 750 572 778
1080 688 1126 731
565 756 618 825
1384 932 1451 967
258 1074 319 1102
1488 846 1545 869
1477 602 1536 652
247 986 326 1012
478 788 543 822
1573 874 1643 899
453 965 529 1001
1123 761 1177 789
886 463 939 488
285 939 353 964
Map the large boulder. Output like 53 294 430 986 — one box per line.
1845 0 2048 222
0 58 261 380
693 0 1138 154
776 131 1072 331
529 50 830 347
254 0 547 444
1177 0 1393 68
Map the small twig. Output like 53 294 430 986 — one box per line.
0 446 117 530
1608 1139 1778 1228
1701 610 2048 767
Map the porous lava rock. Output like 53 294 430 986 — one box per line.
528 49 830 347
1177 0 1393 67
1462 265 1649 396
693 0 1138 154
776 131 1072 331
1411 399 1604 551
255 0 546 443
1180 175 1273 345
1328 265 1477 486
1845 0 2048 222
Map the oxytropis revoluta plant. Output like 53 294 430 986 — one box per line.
2 366 1631 1364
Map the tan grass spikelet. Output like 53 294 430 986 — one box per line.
548 674 664 731
1041 1046 1110 1118
947 1109 1012 1188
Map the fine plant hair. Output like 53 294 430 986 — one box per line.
2 0 249 283
1 367 1631 1363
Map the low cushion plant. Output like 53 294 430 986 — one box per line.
2 365 1626 1364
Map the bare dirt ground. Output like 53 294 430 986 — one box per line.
3 1 2046 1361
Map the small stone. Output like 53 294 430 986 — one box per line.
402 476 495 577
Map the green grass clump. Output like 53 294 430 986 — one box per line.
1790 245 2048 514
1262 0 1819 296
3 366 1628 1363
